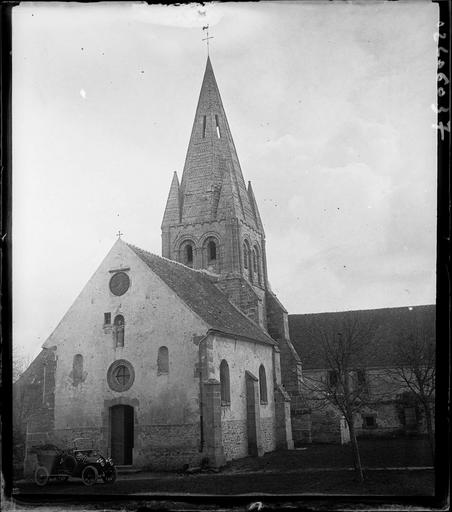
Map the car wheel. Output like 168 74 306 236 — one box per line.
34 466 49 487
81 465 98 486
102 467 117 484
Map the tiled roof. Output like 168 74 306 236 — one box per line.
128 243 275 346
288 305 435 369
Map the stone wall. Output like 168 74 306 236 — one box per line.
266 291 302 395
165 220 233 273
222 419 248 460
266 291 288 341
135 423 202 470
310 409 342 443
260 416 276 454
215 277 265 328
299 367 435 443
29 424 203 471
290 401 313 445
213 335 277 459
355 403 408 439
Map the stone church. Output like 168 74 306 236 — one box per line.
15 57 304 471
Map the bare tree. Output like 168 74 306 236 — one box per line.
298 312 382 482
13 347 33 383
391 314 435 461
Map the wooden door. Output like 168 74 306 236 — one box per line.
110 405 134 465
245 372 258 456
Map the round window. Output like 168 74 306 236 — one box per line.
109 272 130 296
114 365 130 386
107 359 135 392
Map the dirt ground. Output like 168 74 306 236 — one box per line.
11 438 435 500
12 468 434 497
222 437 434 473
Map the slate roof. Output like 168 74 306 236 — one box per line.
128 243 275 346
288 305 435 369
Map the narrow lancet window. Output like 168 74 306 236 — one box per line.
202 115 206 138
259 365 268 404
243 242 249 269
215 115 221 138
253 246 262 285
208 240 217 261
72 354 84 386
186 244 193 265
114 315 125 347
220 360 230 405
157 346 169 374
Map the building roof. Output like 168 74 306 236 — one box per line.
162 56 261 230
288 305 435 369
128 243 275 346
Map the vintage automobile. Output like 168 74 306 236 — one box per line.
32 438 117 486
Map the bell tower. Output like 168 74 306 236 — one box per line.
161 57 270 327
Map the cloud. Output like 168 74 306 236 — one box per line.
318 118 401 176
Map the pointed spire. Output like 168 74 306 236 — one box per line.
178 57 257 227
216 158 241 220
161 171 181 227
247 181 265 235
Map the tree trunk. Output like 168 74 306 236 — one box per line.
343 372 364 482
423 401 435 464
347 415 364 482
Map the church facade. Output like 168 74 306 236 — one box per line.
16 57 302 473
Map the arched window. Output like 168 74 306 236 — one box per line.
208 240 217 261
243 240 250 272
244 240 253 281
180 240 195 267
72 354 84 386
259 364 268 404
202 237 220 272
114 315 125 347
185 244 193 265
253 246 262 285
220 359 230 405
157 346 169 374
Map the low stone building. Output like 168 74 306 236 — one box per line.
288 305 436 444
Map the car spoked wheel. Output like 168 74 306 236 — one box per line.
102 466 117 484
34 466 49 486
81 465 98 486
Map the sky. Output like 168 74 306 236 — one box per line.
12 1 438 361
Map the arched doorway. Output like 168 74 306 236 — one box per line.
110 404 134 465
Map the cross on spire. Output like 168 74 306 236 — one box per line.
116 230 124 239
202 25 214 55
